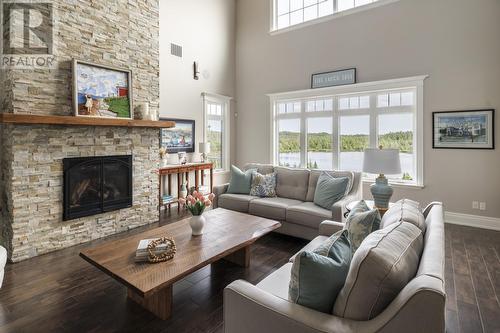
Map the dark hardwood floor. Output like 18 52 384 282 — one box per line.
0 213 499 333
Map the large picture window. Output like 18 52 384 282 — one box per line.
270 76 426 186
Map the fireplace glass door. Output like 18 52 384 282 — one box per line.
63 155 132 221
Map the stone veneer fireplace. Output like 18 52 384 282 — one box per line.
0 0 161 262
0 125 160 262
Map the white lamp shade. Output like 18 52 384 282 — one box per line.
199 142 211 154
362 148 402 175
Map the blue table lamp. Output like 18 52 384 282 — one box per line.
362 147 402 209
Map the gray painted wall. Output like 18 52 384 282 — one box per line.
159 0 236 184
235 0 500 217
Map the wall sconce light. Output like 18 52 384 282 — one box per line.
193 61 200 80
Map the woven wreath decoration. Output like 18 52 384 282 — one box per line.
147 237 177 263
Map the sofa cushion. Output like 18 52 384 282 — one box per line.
313 173 349 210
218 193 258 213
345 200 381 252
289 235 328 262
275 167 310 201
306 170 354 202
289 230 352 313
227 165 257 195
333 222 424 320
249 197 303 221
0 246 6 288
257 262 292 300
381 199 426 233
250 172 277 198
244 163 274 175
286 202 332 229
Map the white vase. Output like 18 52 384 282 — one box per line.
189 215 205 236
161 158 168 167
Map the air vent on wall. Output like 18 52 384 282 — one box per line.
170 43 183 58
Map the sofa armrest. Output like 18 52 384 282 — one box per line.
224 280 359 333
319 220 344 236
331 192 361 222
422 202 443 218
213 183 229 208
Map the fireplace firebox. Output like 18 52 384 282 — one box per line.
63 155 133 221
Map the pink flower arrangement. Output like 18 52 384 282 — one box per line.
179 191 215 216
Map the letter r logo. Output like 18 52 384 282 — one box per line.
2 2 53 55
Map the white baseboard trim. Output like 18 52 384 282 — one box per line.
445 211 500 231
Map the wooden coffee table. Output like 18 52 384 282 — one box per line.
79 208 281 320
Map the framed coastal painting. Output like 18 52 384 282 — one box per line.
433 109 495 149
160 118 196 153
73 59 133 119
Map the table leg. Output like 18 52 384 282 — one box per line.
177 173 182 213
185 172 189 192
127 286 172 320
158 174 162 215
201 170 205 186
167 174 172 214
195 170 199 191
210 167 214 193
223 246 250 268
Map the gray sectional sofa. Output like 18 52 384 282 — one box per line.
213 164 362 240
224 201 446 333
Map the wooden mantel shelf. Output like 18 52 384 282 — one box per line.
0 113 175 129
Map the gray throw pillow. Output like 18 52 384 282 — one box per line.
313 172 349 210
345 200 381 252
289 230 352 313
227 165 256 194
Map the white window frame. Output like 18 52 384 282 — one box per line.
268 75 427 188
202 92 232 173
270 0 401 35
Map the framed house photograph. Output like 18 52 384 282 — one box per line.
433 109 495 149
160 118 196 153
73 59 133 119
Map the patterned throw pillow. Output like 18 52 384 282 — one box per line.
250 172 276 197
345 200 381 253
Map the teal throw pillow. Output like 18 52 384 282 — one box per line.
249 172 277 197
313 172 349 210
289 230 352 313
227 165 256 194
345 200 381 252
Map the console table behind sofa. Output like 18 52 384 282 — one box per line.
158 162 214 213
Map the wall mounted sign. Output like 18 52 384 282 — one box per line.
311 68 356 89
433 109 495 149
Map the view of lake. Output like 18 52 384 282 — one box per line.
279 152 414 180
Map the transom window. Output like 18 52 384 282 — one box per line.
270 76 426 186
273 0 384 32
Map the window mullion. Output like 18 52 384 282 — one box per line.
369 94 378 148
332 97 340 170
300 100 307 168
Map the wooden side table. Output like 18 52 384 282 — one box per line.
158 162 214 213
344 200 394 219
